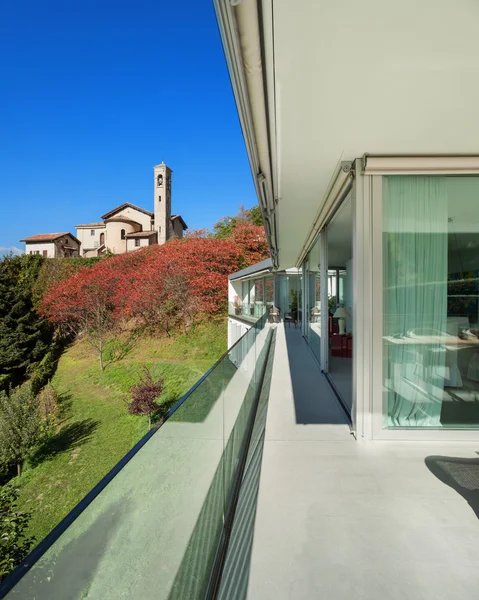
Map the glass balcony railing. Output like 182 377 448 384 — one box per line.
228 302 272 322
1 313 273 600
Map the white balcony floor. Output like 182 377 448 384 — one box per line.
240 326 479 600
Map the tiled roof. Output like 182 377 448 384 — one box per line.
104 216 141 226
170 215 188 229
125 231 157 238
75 222 105 228
20 232 80 244
101 203 153 220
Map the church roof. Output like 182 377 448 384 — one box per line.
20 232 80 244
153 161 172 170
104 216 141 226
101 203 153 220
75 222 105 228
170 215 188 229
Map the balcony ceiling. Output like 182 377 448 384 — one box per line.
262 0 479 268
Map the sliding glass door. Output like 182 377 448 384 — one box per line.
325 197 354 412
305 236 322 363
382 176 479 429
301 193 354 415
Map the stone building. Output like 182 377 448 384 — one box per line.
75 162 187 257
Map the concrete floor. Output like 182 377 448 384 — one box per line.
242 326 479 600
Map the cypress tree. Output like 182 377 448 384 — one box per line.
0 254 53 391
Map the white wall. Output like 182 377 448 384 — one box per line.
115 207 152 231
126 237 152 252
76 226 105 252
25 242 56 257
228 280 241 304
25 236 80 257
105 221 141 254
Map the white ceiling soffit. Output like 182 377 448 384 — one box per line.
296 162 353 267
216 1 479 271
364 155 479 175
230 269 272 282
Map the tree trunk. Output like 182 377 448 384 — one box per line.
99 340 104 371
148 414 151 430
17 462 22 479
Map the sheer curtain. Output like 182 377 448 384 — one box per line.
384 176 448 426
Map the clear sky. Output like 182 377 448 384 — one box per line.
0 0 256 251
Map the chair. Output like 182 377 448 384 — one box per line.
291 310 299 328
269 306 280 324
284 312 293 327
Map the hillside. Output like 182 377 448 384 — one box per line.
14 319 226 543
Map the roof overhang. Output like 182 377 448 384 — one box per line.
101 203 153 220
170 215 188 229
214 0 279 269
229 257 273 281
20 233 80 244
125 231 157 238
214 0 479 270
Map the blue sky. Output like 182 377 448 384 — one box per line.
0 0 256 251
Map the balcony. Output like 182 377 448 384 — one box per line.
227 301 267 324
2 321 479 599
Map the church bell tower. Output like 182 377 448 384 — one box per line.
153 162 172 245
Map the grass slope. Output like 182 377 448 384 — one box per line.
14 319 226 544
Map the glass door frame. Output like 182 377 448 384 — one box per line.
297 162 358 430
319 193 355 420
366 159 479 441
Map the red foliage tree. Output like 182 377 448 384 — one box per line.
184 228 210 239
39 235 270 347
229 223 269 265
39 264 123 371
128 367 164 429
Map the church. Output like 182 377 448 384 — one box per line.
75 162 187 257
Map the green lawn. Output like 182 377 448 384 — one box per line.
12 319 227 545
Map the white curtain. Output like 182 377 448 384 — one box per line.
384 176 448 427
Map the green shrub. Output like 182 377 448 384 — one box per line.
0 485 34 583
0 384 43 478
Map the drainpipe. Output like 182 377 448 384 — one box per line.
232 0 279 268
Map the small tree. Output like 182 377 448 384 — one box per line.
37 382 60 430
39 265 121 371
0 384 43 478
0 485 35 583
128 368 164 429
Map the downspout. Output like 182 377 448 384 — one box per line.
233 0 279 268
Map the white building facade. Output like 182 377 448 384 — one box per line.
216 0 479 442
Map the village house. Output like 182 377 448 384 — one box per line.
20 233 80 258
